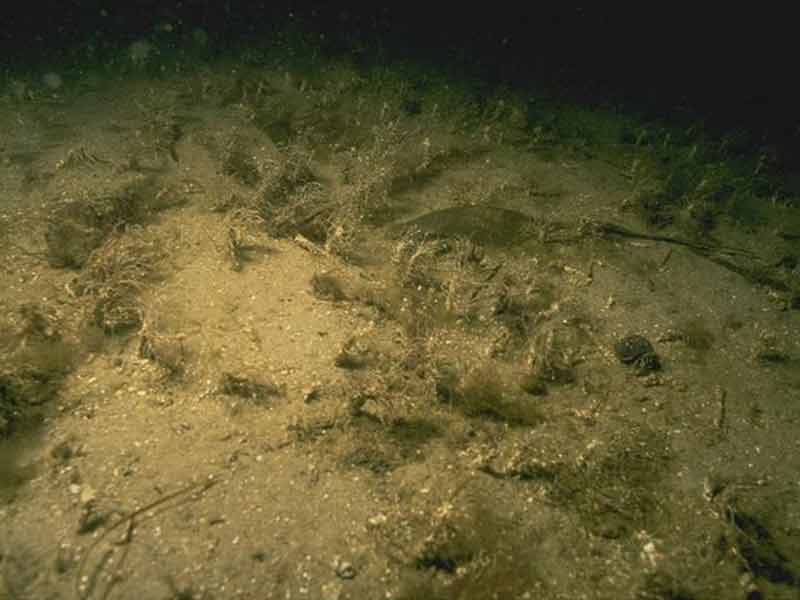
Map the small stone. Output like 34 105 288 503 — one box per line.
79 485 96 505
367 513 387 526
333 557 356 579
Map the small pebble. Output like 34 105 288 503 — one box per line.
367 514 387 526
333 557 356 579
80 485 96 505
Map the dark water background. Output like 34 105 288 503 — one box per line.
1 3 797 170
